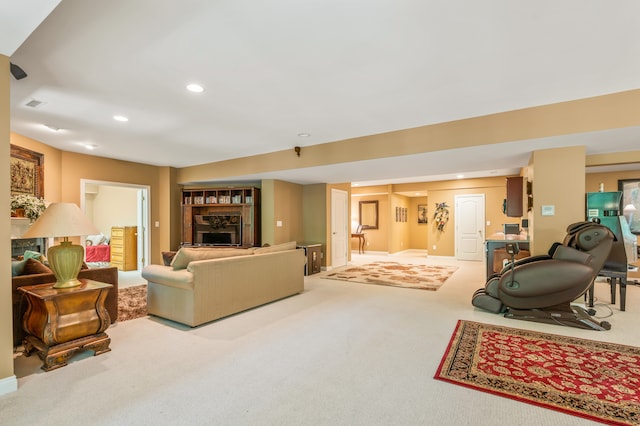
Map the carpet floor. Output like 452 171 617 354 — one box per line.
435 320 640 425
117 284 148 322
322 261 458 290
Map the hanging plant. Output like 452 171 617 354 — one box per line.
433 202 450 232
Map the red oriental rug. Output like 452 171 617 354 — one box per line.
435 320 640 425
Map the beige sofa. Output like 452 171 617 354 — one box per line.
141 242 305 327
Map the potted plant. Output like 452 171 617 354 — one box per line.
10 194 47 221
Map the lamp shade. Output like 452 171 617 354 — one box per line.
623 204 637 213
22 202 99 238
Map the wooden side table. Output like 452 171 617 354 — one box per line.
18 279 113 371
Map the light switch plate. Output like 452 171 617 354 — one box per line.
541 205 555 216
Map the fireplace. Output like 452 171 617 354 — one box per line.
194 213 242 246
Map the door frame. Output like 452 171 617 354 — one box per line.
80 179 151 270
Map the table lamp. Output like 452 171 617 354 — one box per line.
22 202 99 288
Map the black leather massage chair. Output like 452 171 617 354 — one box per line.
472 221 615 330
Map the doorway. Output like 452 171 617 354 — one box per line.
81 179 150 271
455 194 485 261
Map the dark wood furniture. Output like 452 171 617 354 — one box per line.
19 279 113 371
12 266 119 347
182 187 260 247
485 238 530 280
505 176 523 217
297 243 322 275
351 233 366 254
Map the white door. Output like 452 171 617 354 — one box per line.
331 189 349 268
455 194 485 261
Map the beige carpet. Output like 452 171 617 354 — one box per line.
117 284 148 322
323 261 458 290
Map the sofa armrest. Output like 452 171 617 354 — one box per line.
142 264 194 290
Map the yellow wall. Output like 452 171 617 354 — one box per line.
10 133 175 264
409 197 429 249
1 54 15 391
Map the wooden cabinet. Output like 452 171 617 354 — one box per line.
181 187 260 247
505 176 524 217
110 226 138 271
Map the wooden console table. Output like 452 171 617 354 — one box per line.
18 279 113 371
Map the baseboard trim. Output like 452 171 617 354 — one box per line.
0 374 18 396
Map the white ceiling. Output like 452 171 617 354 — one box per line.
5 1 640 186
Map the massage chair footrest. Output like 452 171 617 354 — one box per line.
505 305 611 331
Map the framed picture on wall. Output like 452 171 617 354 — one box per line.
619 179 640 234
10 144 44 198
418 204 428 224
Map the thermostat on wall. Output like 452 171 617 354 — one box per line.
541 205 555 216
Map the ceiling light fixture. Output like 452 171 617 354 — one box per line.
457 174 465 179
186 83 204 93
113 115 129 122
297 133 310 138
84 144 97 150
44 124 60 132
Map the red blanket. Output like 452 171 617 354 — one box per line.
86 244 110 262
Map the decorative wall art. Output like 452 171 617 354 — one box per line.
418 204 428 224
10 144 44 198
433 202 450 232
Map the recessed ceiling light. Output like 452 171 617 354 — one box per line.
186 83 204 93
457 174 465 179
298 133 310 138
43 124 60 132
84 143 97 150
113 115 129 122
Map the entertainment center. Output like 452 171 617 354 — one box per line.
181 187 261 247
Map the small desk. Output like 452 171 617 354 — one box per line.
19 279 113 371
351 233 366 254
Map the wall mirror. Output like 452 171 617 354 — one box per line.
359 200 379 230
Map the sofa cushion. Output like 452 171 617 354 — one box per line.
22 258 53 275
162 251 178 266
24 250 45 262
253 241 297 255
11 259 27 277
171 247 254 270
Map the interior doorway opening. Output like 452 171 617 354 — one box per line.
80 179 150 272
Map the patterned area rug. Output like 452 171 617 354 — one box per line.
435 320 640 425
323 261 458 291
117 284 148 322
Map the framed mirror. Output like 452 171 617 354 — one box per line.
359 200 378 230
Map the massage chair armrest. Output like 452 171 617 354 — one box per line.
498 259 594 297
498 255 551 275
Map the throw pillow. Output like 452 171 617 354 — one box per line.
171 247 254 270
22 258 53 275
11 259 27 277
253 241 297 255
162 251 177 266
23 250 44 262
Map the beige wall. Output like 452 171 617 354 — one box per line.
261 179 303 245
302 184 327 265
409 197 429 249
87 185 138 237
1 54 15 392
528 146 586 255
